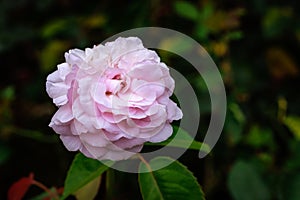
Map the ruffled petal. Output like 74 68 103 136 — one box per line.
148 123 173 143
60 135 82 151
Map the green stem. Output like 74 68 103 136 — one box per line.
137 153 152 172
32 180 59 200
105 168 115 200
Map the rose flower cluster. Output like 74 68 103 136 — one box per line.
46 37 182 161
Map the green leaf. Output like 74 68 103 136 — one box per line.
62 153 113 199
0 86 15 100
158 36 194 55
224 31 243 40
228 160 270 200
74 176 102 200
284 141 300 171
0 144 10 165
281 173 300 200
144 126 210 153
245 125 274 149
39 40 70 72
284 116 300 140
262 7 292 38
174 1 198 21
138 156 205 200
229 103 245 124
41 18 78 39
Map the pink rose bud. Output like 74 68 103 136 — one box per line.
46 37 183 161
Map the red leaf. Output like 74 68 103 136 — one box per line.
8 173 34 200
56 187 64 195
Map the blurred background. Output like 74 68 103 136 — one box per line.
0 0 299 199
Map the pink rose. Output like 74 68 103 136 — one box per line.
46 37 182 161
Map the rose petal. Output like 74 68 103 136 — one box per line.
118 49 160 70
46 64 71 106
167 100 183 121
79 132 109 147
148 123 173 142
113 137 145 150
51 104 73 124
60 135 82 151
81 143 108 159
128 64 163 82
106 37 144 62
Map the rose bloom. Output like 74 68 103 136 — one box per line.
46 37 182 161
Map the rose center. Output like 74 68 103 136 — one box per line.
112 74 121 80
105 73 126 95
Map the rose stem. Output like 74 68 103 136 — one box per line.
32 180 59 200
